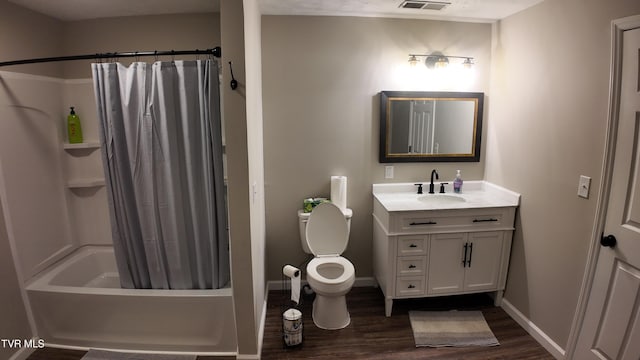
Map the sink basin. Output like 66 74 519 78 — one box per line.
417 194 466 204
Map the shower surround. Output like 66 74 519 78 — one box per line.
0 72 236 355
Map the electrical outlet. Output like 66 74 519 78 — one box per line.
578 175 591 199
385 166 394 179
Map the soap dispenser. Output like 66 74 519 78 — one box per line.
453 169 463 193
67 107 83 144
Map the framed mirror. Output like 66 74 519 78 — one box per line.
379 91 484 163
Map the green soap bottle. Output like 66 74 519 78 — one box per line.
67 107 83 144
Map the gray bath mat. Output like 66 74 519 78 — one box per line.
409 310 499 347
81 349 196 360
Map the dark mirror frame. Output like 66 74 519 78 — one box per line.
379 91 484 163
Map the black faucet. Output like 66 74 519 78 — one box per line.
429 169 439 194
439 182 448 193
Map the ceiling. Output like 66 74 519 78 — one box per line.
8 0 221 21
9 0 543 22
258 0 544 22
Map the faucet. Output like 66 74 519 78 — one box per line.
429 169 439 194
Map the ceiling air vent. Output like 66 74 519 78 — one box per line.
399 1 451 11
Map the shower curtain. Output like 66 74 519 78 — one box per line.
92 60 229 290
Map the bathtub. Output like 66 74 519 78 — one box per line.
25 246 237 354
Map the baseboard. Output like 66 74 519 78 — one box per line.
8 347 34 360
500 299 565 359
255 295 268 359
236 354 260 360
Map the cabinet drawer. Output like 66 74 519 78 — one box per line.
396 256 425 276
395 276 424 297
397 236 427 256
394 207 516 234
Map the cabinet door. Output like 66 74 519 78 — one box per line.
464 231 504 292
428 233 466 295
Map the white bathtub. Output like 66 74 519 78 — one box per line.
25 246 237 354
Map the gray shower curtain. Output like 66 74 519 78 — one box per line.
92 60 229 290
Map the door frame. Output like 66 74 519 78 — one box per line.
565 14 640 359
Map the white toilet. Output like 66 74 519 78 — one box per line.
298 202 355 330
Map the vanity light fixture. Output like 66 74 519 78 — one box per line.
408 53 475 69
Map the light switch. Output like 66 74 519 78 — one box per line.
385 166 394 179
578 175 591 199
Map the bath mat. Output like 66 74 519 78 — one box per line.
81 349 196 360
408 310 499 347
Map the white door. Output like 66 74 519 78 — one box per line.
464 231 503 292
573 20 640 359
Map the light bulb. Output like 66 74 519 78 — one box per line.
463 58 474 69
435 56 449 69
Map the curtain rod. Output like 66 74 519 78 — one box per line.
0 46 221 67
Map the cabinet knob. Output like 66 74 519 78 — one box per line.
408 284 415 289
408 264 416 269
409 244 417 248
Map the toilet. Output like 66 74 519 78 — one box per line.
298 202 355 330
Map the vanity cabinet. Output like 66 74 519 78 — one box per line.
372 197 517 317
428 231 504 295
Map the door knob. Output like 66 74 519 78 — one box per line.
601 234 617 248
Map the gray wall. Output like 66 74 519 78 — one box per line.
262 15 491 281
0 0 63 77
62 13 220 79
486 0 640 349
221 0 266 357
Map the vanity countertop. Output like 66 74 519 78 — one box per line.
373 181 520 212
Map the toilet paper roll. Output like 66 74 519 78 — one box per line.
331 176 347 212
283 265 301 304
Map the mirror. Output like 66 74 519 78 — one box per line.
379 91 484 162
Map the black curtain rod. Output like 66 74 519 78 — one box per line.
0 46 221 67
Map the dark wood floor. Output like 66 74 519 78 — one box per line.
27 287 554 360
262 287 555 359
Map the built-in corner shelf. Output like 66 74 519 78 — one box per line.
66 178 105 189
63 142 100 151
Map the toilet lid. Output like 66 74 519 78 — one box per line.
305 202 349 256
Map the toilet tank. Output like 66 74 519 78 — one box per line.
298 209 352 254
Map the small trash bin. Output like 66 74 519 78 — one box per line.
282 308 303 347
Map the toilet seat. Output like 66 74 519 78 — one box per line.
305 202 349 256
307 256 355 285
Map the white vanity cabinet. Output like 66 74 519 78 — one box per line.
372 182 520 317
428 231 506 295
